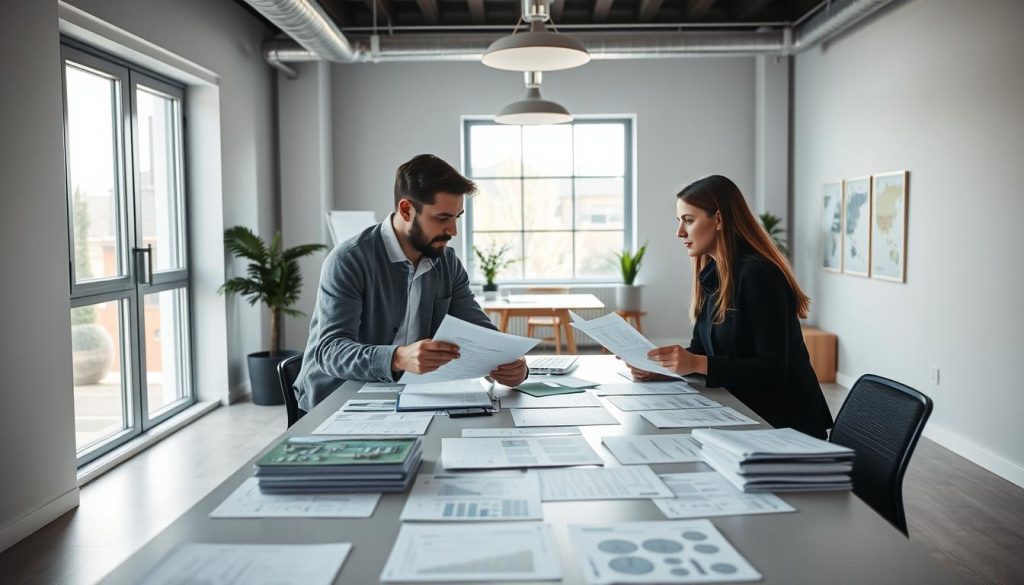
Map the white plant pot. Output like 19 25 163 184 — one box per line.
616 284 643 312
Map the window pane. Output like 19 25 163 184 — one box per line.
471 232 523 282
524 179 572 230
72 300 129 451
575 178 625 229
144 288 191 417
522 125 572 177
575 231 624 280
472 179 522 231
574 124 625 176
66 63 125 282
137 86 185 272
524 232 572 280
469 125 521 177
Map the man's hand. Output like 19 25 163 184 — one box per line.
392 339 461 374
489 357 528 387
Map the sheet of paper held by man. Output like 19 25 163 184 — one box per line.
569 312 684 379
138 542 351 585
399 315 539 384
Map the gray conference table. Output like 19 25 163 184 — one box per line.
98 356 958 584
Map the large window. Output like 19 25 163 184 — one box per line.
464 119 633 283
62 41 194 466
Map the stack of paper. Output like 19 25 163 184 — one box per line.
255 437 423 494
397 378 494 411
693 428 855 492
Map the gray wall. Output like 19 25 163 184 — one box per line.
793 0 1024 483
67 0 279 395
326 58 757 344
0 0 79 550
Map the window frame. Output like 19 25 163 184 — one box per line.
462 117 635 284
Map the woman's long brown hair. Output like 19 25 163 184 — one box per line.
678 175 810 324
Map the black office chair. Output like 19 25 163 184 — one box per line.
829 374 932 536
277 354 305 428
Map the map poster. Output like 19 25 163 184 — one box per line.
871 171 909 282
842 176 872 277
821 180 844 272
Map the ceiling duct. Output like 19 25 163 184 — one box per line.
251 0 895 71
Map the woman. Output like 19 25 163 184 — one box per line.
629 175 834 438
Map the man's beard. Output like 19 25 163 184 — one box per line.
409 215 450 259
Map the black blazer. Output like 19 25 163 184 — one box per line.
689 251 834 438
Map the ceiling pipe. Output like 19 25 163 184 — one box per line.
249 0 894 69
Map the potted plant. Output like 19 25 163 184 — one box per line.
219 226 327 405
473 242 517 301
614 243 647 312
759 212 790 258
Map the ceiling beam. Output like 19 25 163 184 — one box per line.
415 0 440 24
467 0 486 24
550 0 565 22
592 0 614 22
637 0 664 21
685 0 718 20
734 0 773 20
315 0 350 28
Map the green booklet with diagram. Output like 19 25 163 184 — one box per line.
256 437 420 472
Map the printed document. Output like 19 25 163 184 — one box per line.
441 435 604 469
601 434 703 465
398 378 494 410
400 473 542 521
340 399 397 412
536 465 673 501
653 472 795 519
512 407 619 427
380 523 562 582
462 427 582 438
594 381 698 395
569 312 683 379
399 315 539 384
139 543 351 585
210 478 381 518
313 412 433 435
607 394 721 411
641 407 758 429
499 390 602 409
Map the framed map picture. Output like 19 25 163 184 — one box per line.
820 180 843 272
842 176 872 277
871 171 909 282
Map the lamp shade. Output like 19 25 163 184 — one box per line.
482 21 591 72
494 87 573 125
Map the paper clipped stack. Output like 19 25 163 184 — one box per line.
692 428 854 492
255 436 422 494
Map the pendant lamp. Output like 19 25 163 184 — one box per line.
482 0 591 72
494 72 572 125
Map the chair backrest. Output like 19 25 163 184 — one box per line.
526 286 570 294
277 355 305 428
829 374 932 535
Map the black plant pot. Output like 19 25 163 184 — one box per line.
247 350 300 406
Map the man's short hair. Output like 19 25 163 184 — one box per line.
394 154 477 209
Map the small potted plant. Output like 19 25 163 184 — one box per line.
614 243 647 312
219 226 327 405
473 242 517 300
759 212 790 258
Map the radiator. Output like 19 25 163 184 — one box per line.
481 285 617 350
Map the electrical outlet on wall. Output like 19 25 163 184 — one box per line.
929 367 940 386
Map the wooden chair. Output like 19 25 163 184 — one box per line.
524 286 570 354
615 310 647 334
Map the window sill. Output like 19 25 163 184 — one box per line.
76 400 219 487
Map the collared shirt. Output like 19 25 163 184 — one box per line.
380 213 434 346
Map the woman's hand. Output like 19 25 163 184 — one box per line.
646 345 707 376
625 362 674 382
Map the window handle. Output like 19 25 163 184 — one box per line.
134 244 153 285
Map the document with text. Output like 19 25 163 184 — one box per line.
399 315 539 384
313 412 433 435
499 390 602 409
652 472 795 519
641 407 758 429
594 381 699 396
400 473 542 521
210 478 381 518
139 543 351 585
607 394 721 411
536 465 673 501
461 427 582 438
441 435 604 470
601 434 703 465
569 312 683 379
512 407 619 427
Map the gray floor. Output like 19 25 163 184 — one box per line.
2 381 1022 585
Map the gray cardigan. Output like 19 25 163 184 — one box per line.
294 222 497 411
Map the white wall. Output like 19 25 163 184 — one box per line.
66 0 279 396
325 58 757 344
0 0 80 553
793 0 1024 485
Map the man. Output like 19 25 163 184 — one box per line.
294 154 528 412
